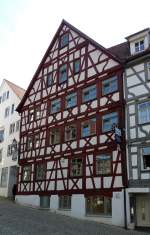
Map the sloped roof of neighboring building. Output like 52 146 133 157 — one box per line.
125 28 150 39
4 79 25 100
108 42 130 62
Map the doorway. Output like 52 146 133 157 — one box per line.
136 196 150 227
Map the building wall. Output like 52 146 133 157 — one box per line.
0 81 21 197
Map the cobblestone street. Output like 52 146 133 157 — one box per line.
0 199 149 235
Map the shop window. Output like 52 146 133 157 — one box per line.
82 85 96 102
65 125 77 141
81 118 96 137
102 76 118 95
59 195 71 210
138 101 150 124
102 112 118 132
51 99 61 114
65 92 77 108
86 196 112 215
36 163 46 180
22 165 31 182
70 158 82 177
96 154 112 175
49 129 61 145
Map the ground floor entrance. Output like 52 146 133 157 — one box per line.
136 196 150 227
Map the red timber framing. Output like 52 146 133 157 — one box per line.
16 20 127 197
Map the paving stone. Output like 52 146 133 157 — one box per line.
0 199 149 235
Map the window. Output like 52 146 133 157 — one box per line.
5 107 10 118
147 62 150 80
59 196 71 210
70 158 82 177
27 136 33 150
7 145 12 156
86 196 112 215
51 99 61 114
36 163 46 180
1 167 8 187
65 125 77 141
29 109 34 122
34 134 40 148
82 85 96 102
138 101 150 124
102 76 118 95
35 106 41 120
0 96 2 104
49 129 60 145
102 112 118 132
22 166 31 182
59 64 67 84
74 59 80 74
47 73 53 87
11 104 15 114
16 120 20 132
135 40 144 53
65 93 77 108
142 147 150 170
96 154 112 175
60 33 69 48
0 149 3 162
9 123 15 134
0 130 4 143
81 118 96 137
7 91 9 99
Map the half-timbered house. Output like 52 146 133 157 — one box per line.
123 28 150 228
16 20 127 226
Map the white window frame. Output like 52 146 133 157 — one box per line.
135 39 144 53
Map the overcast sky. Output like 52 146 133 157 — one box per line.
0 0 150 90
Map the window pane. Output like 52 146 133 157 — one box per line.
138 101 150 124
71 158 82 176
81 118 96 137
96 154 111 175
0 167 8 187
36 164 46 180
102 112 118 132
60 33 69 48
66 93 77 108
86 196 112 215
59 196 71 209
102 76 118 95
82 85 96 102
51 99 61 113
22 166 31 181
47 73 53 87
74 59 80 74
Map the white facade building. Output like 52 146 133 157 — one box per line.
124 28 150 228
0 79 25 197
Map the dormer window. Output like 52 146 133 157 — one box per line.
135 40 144 53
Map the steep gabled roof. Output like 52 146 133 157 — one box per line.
108 42 130 62
17 19 122 112
4 79 25 99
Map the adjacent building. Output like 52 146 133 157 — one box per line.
124 28 150 228
16 20 127 226
0 79 25 197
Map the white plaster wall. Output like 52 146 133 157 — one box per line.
16 195 40 207
112 190 125 227
71 194 85 218
0 80 23 197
